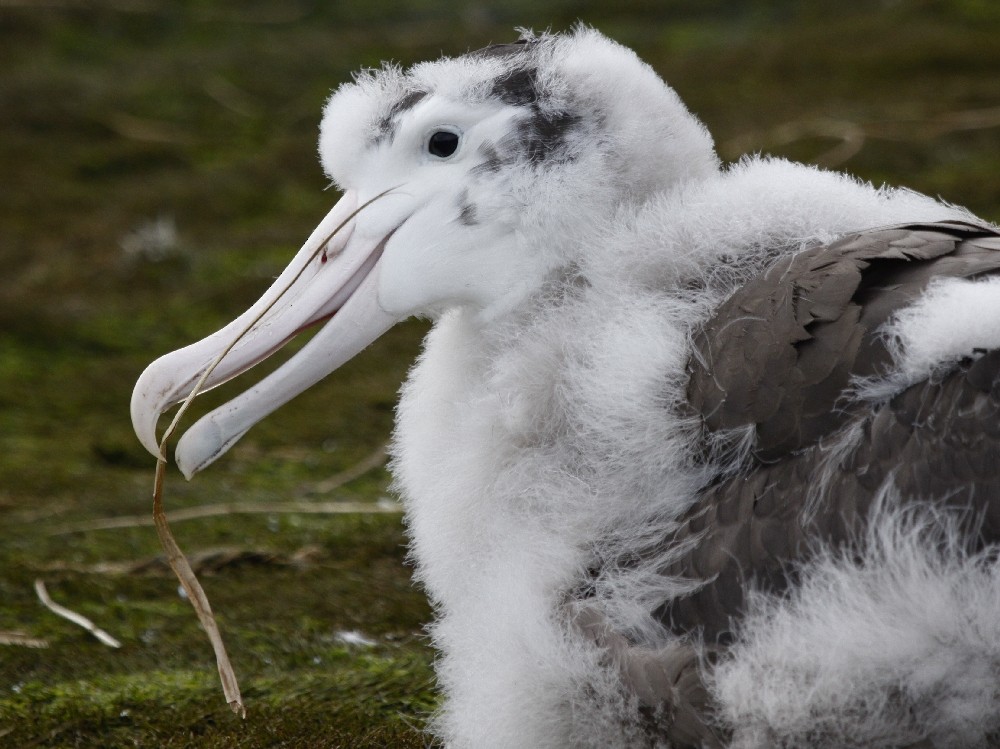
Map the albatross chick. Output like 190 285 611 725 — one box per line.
133 28 1000 749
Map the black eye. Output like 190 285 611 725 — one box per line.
428 130 460 158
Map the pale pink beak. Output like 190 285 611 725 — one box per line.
130 189 400 478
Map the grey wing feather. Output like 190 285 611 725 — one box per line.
663 221 1000 642
688 221 1000 461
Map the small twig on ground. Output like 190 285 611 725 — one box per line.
33 580 122 648
0 630 49 649
311 443 388 494
867 105 1000 140
105 112 194 145
38 544 326 576
46 496 400 536
203 75 260 118
720 117 866 167
44 443 391 535
46 490 403 536
720 105 1000 168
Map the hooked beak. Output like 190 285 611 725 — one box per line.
130 189 402 478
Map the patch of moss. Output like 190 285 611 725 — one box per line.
0 653 437 748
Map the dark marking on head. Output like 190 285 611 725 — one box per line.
483 47 582 166
456 190 478 226
468 38 536 60
395 89 428 114
473 141 504 175
469 37 541 105
496 107 582 166
466 36 581 172
372 89 428 146
491 67 539 106
518 107 582 162
471 104 582 174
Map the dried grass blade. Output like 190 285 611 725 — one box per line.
34 579 121 648
152 456 244 716
0 630 49 648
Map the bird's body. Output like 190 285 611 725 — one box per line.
132 29 1000 748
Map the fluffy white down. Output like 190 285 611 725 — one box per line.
857 275 1000 401
390 153 984 747
715 492 1000 749
320 28 718 201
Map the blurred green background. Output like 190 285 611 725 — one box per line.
2 1 999 746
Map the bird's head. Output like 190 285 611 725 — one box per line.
131 27 717 476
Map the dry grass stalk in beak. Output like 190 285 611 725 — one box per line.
147 190 395 718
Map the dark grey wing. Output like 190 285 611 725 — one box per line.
574 606 725 748
659 221 1000 643
688 220 1000 462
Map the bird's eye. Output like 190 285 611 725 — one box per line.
428 130 460 159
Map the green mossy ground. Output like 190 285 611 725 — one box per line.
2 1 999 746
